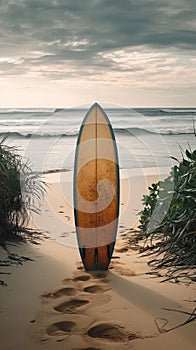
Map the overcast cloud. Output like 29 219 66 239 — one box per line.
0 0 196 106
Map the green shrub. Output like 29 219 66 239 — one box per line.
138 149 196 270
0 139 46 241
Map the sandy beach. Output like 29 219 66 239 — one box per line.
0 168 195 350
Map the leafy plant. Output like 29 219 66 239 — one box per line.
0 138 46 242
138 148 196 275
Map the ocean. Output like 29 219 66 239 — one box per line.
0 106 196 173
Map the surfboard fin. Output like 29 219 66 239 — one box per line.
95 248 98 265
82 247 86 258
107 244 111 259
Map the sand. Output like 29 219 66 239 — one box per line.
0 168 195 350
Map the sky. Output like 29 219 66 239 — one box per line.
0 0 196 107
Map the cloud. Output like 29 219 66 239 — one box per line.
0 0 195 87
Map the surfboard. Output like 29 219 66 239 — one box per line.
74 103 120 270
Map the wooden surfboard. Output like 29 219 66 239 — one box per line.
74 103 120 270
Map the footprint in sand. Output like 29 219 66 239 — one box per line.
73 275 91 282
87 322 140 343
54 299 89 313
100 278 111 283
72 270 110 285
91 271 108 279
83 285 104 294
90 271 111 284
46 320 76 336
42 287 77 298
40 270 114 343
60 232 70 238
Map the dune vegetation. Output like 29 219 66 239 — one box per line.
138 148 196 282
0 139 46 245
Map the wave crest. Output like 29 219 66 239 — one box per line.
0 127 194 139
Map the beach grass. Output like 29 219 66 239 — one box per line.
0 138 46 245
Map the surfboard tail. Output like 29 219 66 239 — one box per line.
80 242 115 270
